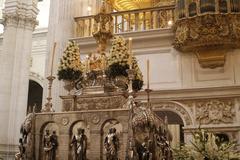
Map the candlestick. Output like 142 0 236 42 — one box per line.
50 42 57 76
128 37 132 69
147 59 150 89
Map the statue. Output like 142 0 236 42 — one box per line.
20 113 34 144
141 142 152 160
43 130 52 160
50 131 58 160
71 128 88 160
104 128 120 160
15 138 25 160
156 126 173 160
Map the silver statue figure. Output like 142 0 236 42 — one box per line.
43 130 58 160
50 131 58 160
71 128 88 160
104 128 120 160
15 138 26 160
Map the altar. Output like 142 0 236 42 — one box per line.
16 3 172 160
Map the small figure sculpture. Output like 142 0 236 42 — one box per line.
15 138 25 160
71 128 88 160
20 113 34 144
104 128 120 160
138 142 152 160
50 131 58 160
156 127 173 160
43 130 52 160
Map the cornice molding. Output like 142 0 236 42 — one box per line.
137 86 240 101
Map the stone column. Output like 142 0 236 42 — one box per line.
44 0 100 112
0 0 38 158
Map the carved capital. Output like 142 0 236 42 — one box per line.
3 2 39 30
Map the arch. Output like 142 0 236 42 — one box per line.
29 72 44 87
69 120 89 135
200 0 215 13
39 121 59 160
153 101 193 126
189 2 197 17
68 120 89 160
230 0 240 12
219 0 228 13
215 133 229 144
177 0 186 19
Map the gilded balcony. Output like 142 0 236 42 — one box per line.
74 4 175 38
173 0 240 68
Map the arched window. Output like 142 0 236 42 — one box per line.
27 80 43 113
230 0 240 12
177 0 186 19
215 133 229 144
189 2 197 17
219 0 228 13
200 0 216 13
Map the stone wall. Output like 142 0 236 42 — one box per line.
34 110 130 160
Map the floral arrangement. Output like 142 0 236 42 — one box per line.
107 36 143 91
173 128 240 160
57 41 83 81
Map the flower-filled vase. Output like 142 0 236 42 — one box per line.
63 80 75 95
107 36 143 92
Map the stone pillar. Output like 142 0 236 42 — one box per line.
0 0 38 158
44 0 101 112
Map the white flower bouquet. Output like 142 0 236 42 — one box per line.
107 36 143 91
57 41 83 81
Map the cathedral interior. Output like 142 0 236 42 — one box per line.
0 0 239 160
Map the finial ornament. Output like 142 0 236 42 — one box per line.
92 1 113 53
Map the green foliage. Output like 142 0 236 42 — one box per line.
173 129 240 160
107 36 144 91
57 68 82 81
107 63 129 78
133 79 144 91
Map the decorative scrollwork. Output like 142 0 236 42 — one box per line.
196 99 236 124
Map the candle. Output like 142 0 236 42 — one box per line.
85 55 89 73
128 37 132 69
147 59 150 89
50 42 57 76
102 54 106 70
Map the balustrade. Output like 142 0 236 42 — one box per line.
74 5 175 37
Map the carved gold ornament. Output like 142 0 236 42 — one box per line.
174 1 240 69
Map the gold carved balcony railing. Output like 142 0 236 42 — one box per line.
74 5 175 37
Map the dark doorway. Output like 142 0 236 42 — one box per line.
27 80 43 114
155 111 185 146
